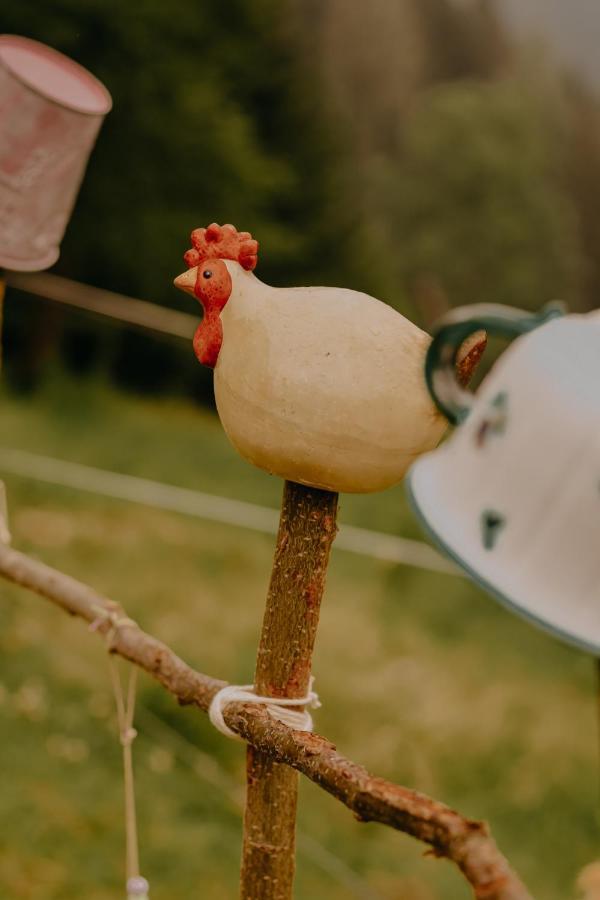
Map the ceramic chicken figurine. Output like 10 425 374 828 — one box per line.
174 223 484 493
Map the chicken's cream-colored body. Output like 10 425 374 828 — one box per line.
205 261 445 493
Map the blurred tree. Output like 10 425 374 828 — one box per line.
290 0 517 310
2 0 357 394
290 0 424 161
293 0 586 319
2 0 598 397
3 0 361 293
562 76 600 310
383 80 585 314
415 0 510 84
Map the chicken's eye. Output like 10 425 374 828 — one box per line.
203 270 213 279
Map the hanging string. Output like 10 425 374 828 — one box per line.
108 657 149 899
90 605 149 899
0 480 11 545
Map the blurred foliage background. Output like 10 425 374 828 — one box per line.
1 1 600 898
4 0 600 398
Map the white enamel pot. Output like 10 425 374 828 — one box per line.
407 302 600 653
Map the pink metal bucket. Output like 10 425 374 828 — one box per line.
0 35 112 271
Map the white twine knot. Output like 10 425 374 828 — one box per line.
120 726 138 747
89 602 137 646
209 677 321 741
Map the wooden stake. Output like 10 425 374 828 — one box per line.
240 480 338 900
595 658 600 813
0 269 6 373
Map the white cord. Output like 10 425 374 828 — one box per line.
209 677 321 741
0 447 458 575
90 606 148 899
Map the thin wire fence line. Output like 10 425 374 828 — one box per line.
7 271 197 340
0 447 458 576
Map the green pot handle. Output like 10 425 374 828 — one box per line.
425 302 565 425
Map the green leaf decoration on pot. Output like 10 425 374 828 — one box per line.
481 509 506 550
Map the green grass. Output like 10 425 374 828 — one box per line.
0 371 597 899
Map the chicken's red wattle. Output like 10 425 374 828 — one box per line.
191 257 232 367
193 314 223 369
183 223 259 368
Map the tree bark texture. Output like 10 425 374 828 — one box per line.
240 481 339 900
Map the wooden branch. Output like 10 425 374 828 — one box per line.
0 541 532 900
241 481 338 900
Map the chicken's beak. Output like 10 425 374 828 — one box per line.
173 267 197 295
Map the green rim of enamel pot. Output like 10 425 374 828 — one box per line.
425 301 566 425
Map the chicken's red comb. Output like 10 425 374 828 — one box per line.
183 223 258 271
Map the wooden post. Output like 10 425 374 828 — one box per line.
0 269 5 373
0 271 7 542
240 480 338 900
596 658 600 810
